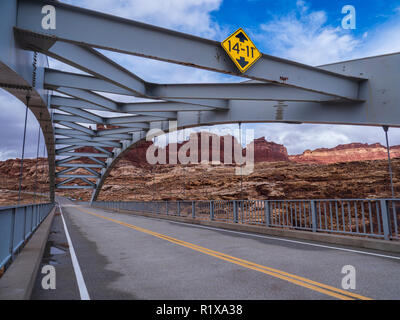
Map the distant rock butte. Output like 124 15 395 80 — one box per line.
289 143 400 164
75 131 399 166
122 133 289 166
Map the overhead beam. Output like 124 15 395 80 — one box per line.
31 39 146 96
57 185 95 189
53 113 100 124
83 167 102 177
121 101 213 112
56 177 75 187
106 115 170 125
88 157 107 166
55 127 134 140
55 128 90 136
80 177 96 186
56 87 119 111
56 86 182 118
55 145 83 153
45 68 132 95
57 152 110 158
55 138 121 148
56 156 80 165
57 106 104 123
56 167 77 175
99 126 149 134
57 163 106 168
56 174 99 179
56 121 95 135
16 0 363 100
45 69 230 109
148 83 348 103
45 69 343 103
51 96 110 111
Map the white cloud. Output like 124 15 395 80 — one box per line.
62 0 223 39
257 1 360 65
256 1 400 65
0 89 45 161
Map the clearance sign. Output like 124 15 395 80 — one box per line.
221 28 261 73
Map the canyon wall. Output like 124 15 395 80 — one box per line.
289 143 400 164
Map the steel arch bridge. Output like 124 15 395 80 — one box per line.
1 0 400 203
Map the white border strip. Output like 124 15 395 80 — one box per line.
59 204 91 300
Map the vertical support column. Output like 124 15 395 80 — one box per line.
233 201 238 223
383 126 395 198
380 200 391 240
240 201 244 224
192 201 196 219
264 200 270 227
311 200 317 232
210 201 214 221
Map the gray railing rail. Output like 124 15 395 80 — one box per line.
91 199 400 241
0 203 54 271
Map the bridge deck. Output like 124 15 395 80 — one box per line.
32 198 400 300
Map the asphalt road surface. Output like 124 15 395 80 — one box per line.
32 197 400 300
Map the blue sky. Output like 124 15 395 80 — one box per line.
213 0 398 37
1 0 400 160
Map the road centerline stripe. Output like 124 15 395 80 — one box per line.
75 206 372 300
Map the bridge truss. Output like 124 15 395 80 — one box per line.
1 0 400 202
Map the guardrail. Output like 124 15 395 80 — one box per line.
92 199 400 241
0 203 54 271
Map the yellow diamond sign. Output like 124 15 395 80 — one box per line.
221 28 261 73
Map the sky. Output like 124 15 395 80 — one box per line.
2 0 400 159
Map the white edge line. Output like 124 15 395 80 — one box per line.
115 211 400 261
59 204 91 300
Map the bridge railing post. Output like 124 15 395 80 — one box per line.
177 201 181 216
192 201 195 219
166 201 168 216
311 200 317 232
380 200 391 240
210 201 214 221
264 200 270 227
233 201 238 223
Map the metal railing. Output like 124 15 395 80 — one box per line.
92 199 400 241
0 203 54 271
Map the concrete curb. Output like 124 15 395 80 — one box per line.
0 207 56 300
101 207 400 254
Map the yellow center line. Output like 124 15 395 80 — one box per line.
74 206 372 301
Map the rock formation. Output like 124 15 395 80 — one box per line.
1 134 400 204
289 143 400 164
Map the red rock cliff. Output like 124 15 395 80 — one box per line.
289 143 400 164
